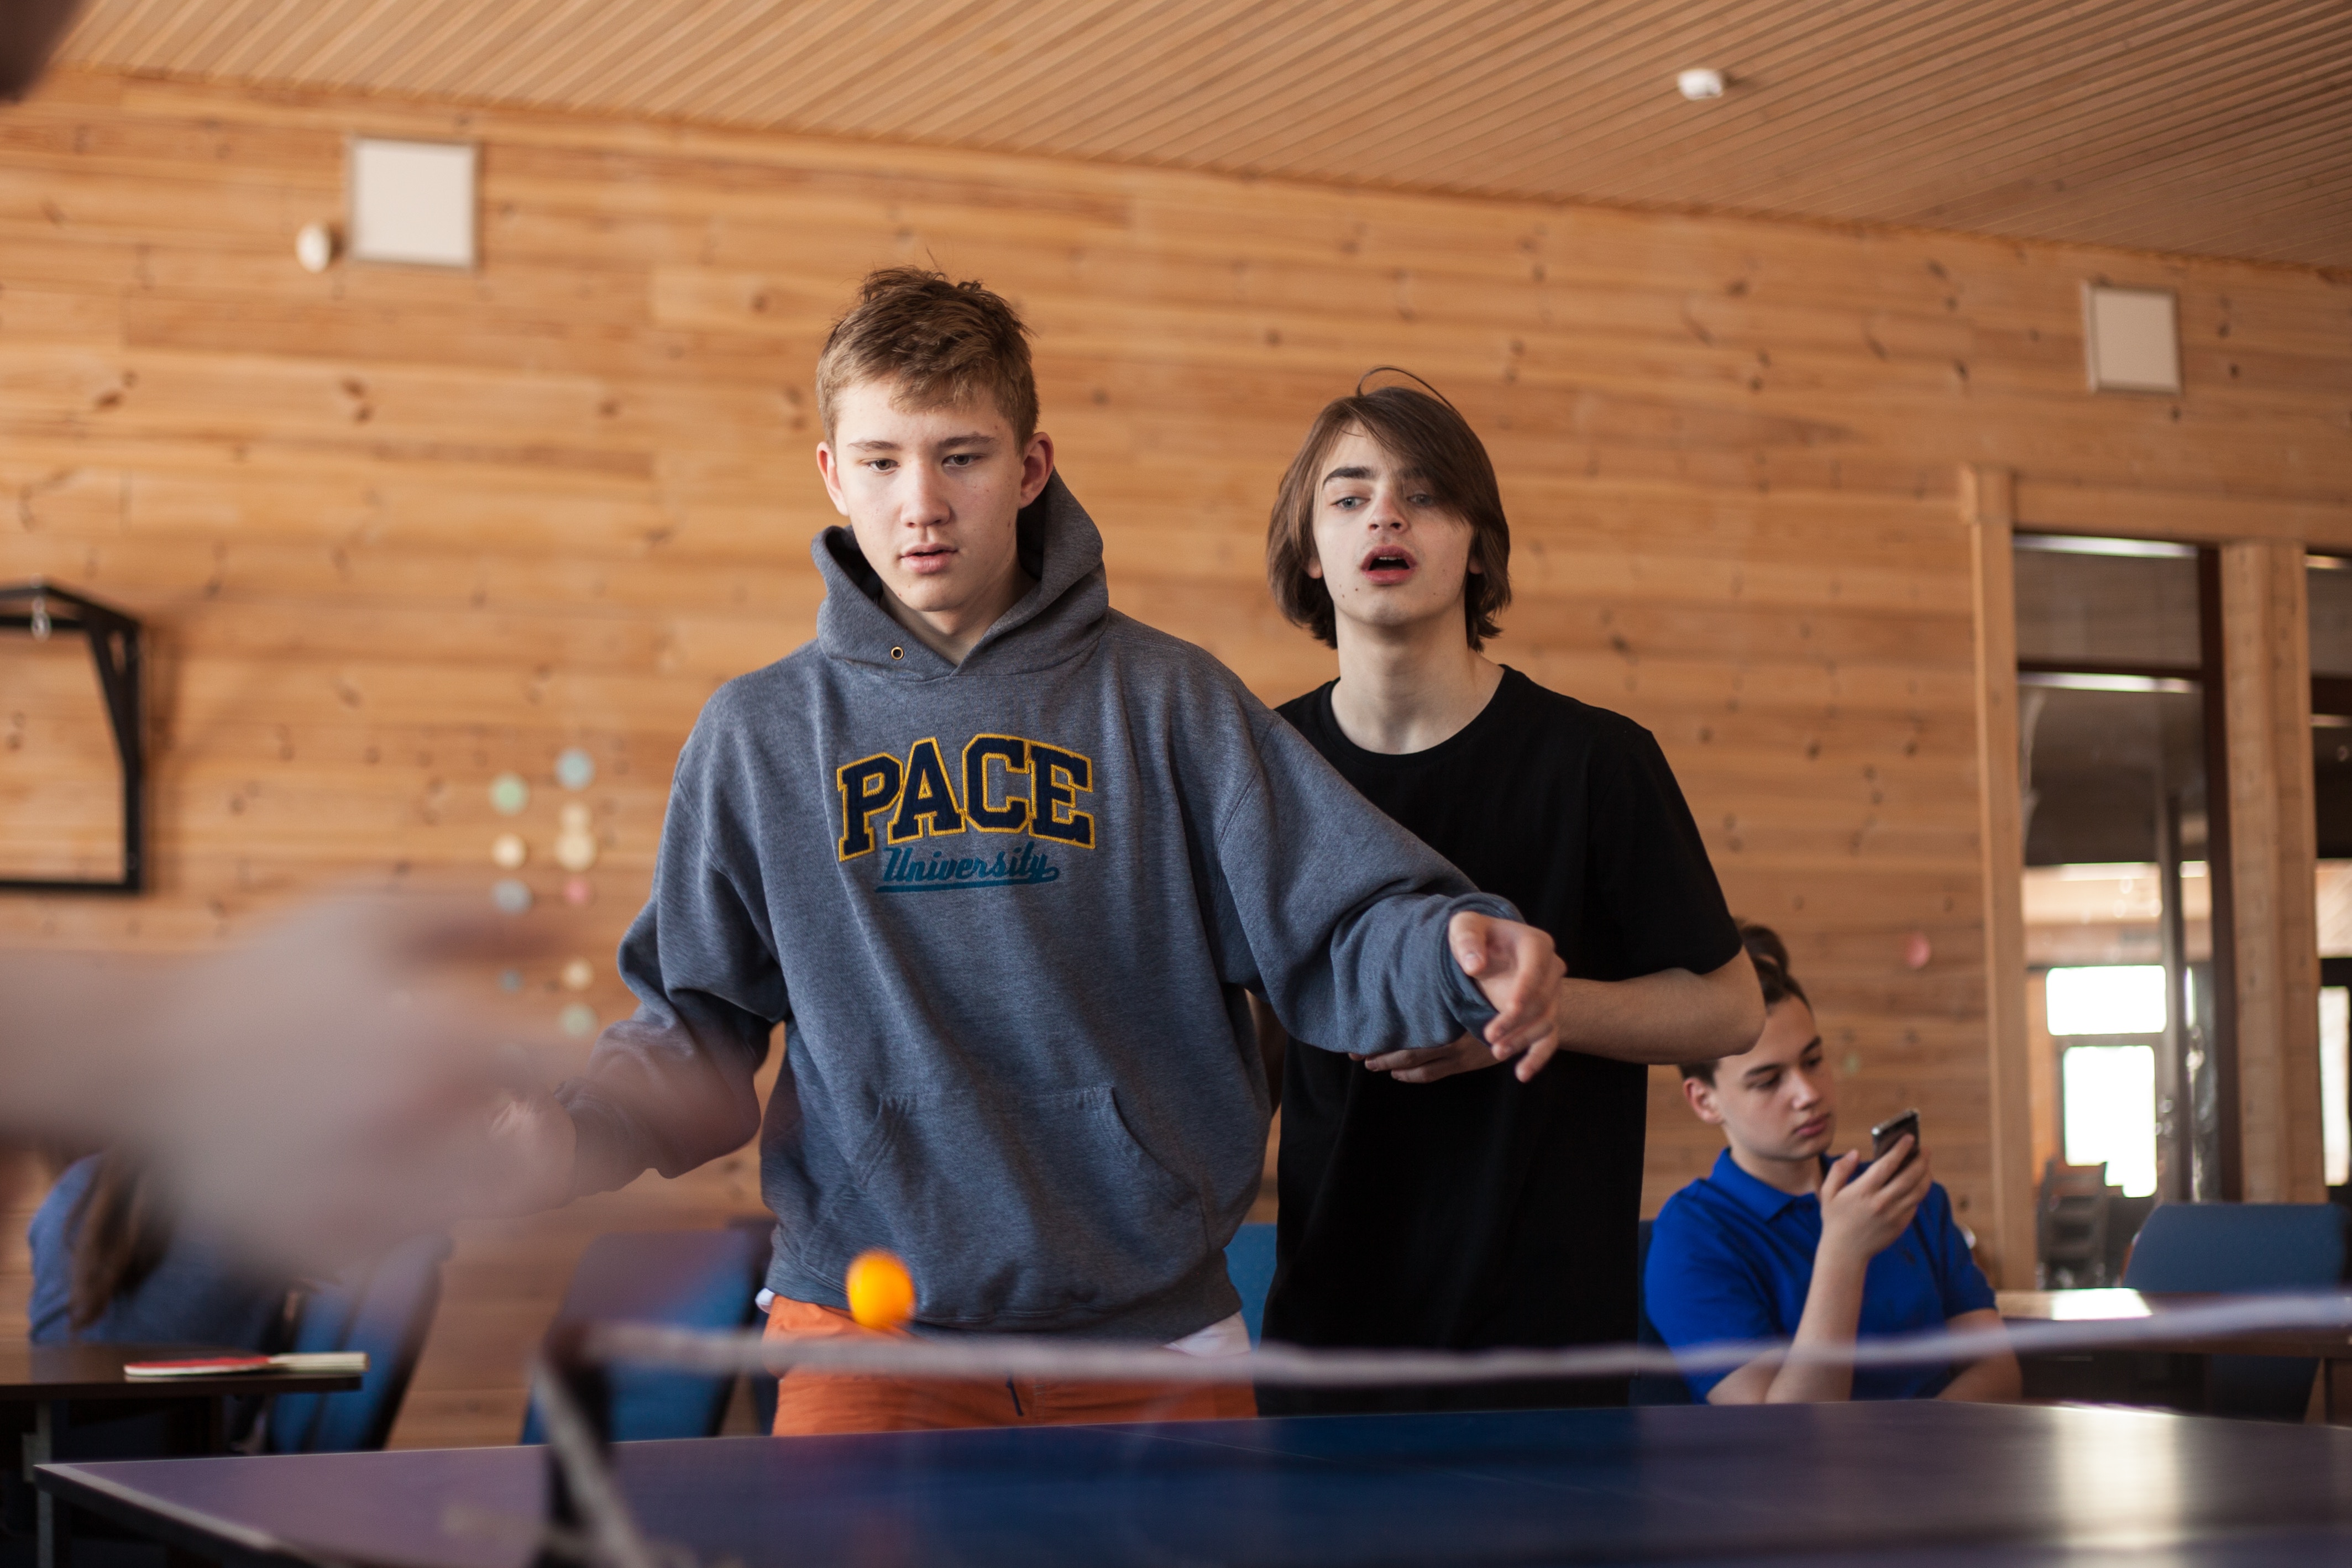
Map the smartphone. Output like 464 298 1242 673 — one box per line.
1869 1109 1921 1171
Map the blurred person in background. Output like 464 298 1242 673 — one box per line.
5 1149 299 1522
28 1149 296 1350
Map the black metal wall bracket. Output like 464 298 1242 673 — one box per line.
1 578 145 893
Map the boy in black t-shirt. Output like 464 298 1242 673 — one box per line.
1254 379 1763 1413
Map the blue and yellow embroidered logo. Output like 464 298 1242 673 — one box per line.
836 733 1094 889
874 841 1060 893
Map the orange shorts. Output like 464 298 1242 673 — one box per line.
765 1297 1257 1436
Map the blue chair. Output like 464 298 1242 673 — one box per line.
2120 1202 2349 1421
521 1229 768 1444
269 1232 452 1453
1225 1222 1277 1345
1630 1219 1691 1406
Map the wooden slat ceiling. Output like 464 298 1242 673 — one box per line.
51 0 2352 269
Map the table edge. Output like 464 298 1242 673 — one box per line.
38 1461 333 1567
0 1372 366 1401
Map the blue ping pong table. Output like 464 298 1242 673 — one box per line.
36 1401 2352 1566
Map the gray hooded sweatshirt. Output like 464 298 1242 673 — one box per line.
560 475 1517 1342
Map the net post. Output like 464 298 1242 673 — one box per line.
531 1321 647 1568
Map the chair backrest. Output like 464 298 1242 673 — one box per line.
521 1229 768 1444
2120 1203 2348 1422
2037 1159 2118 1288
1630 1219 1691 1406
2120 1203 2348 1293
2103 1193 2157 1284
1224 1222 1277 1346
269 1232 452 1454
2041 1160 2117 1202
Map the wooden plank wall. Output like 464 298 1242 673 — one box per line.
3 68 2349 1445
2221 539 2327 1202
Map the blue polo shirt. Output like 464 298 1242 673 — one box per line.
1643 1149 1995 1402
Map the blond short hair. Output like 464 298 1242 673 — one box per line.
816 267 1039 444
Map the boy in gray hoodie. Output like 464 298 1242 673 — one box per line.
531 269 1568 1434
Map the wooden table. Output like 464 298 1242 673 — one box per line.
1998 1288 2352 1420
2 1342 361 1568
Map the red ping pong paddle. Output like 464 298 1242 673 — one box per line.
122 1356 275 1378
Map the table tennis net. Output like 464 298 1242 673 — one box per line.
586 1288 2352 1389
512 1291 2352 1568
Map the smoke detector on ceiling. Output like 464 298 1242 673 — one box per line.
1678 68 1726 101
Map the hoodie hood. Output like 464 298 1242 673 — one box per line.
813 471 1110 680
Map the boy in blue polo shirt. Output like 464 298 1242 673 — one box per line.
1644 927 2019 1403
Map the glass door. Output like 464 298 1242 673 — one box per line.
2015 535 2223 1281
2307 557 2352 1204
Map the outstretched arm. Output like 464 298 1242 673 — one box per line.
1 951 146 1135
1212 706 1552 1065
1 897 556 1266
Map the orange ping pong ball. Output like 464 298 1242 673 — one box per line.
845 1249 915 1330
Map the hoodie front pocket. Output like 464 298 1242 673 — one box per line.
848 1084 1208 1324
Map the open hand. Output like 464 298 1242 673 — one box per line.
1447 911 1567 1081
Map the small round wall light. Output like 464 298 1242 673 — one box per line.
1677 68 1726 101
555 831 599 873
489 772 531 816
296 221 338 274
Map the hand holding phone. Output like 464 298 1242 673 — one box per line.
1870 1109 1921 1172
1820 1115 1932 1268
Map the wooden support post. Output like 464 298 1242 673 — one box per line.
2218 539 2327 1202
1964 463 2037 1286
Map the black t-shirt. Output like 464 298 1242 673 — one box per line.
1261 668 1740 1414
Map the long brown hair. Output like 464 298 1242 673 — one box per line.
1265 378 1512 650
68 1151 172 1332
